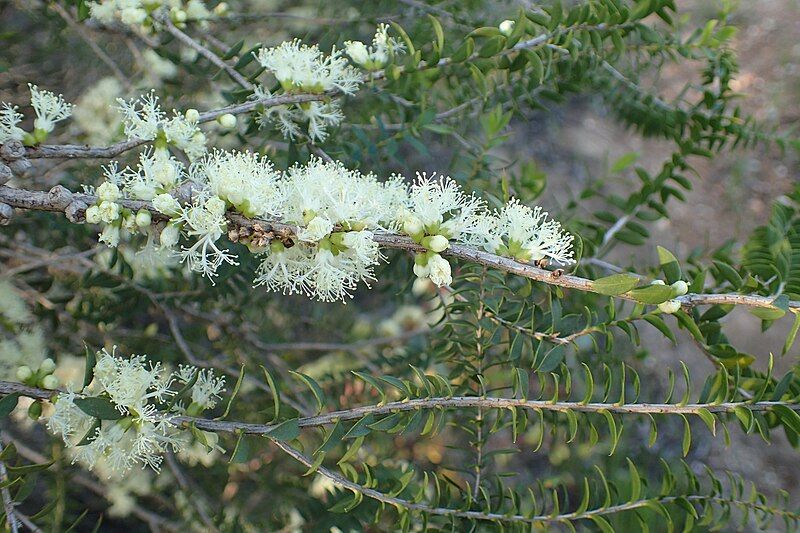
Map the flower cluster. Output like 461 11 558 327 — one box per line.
116 93 207 159
88 0 224 31
0 84 73 145
253 39 362 143
46 347 224 475
254 159 404 301
87 147 574 301
345 24 406 71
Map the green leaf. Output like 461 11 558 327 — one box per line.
73 397 124 420
643 314 677 343
82 345 96 389
389 22 416 56
0 393 20 418
289 371 325 414
427 15 444 51
217 365 246 420
611 152 640 173
260 366 281 423
681 415 691 456
657 246 682 284
593 274 640 296
713 260 743 288
629 284 673 304
750 306 786 321
265 418 300 442
695 408 716 436
784 313 800 355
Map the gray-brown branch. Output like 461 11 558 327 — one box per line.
0 184 796 313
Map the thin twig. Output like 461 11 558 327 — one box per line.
160 16 252 90
0 460 19 533
49 3 132 90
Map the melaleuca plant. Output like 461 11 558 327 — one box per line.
0 0 798 530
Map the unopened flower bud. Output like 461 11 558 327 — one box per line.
213 3 229 16
403 216 424 237
160 224 180 248
16 366 33 381
40 358 56 374
424 235 449 253
499 20 515 36
413 262 430 278
671 280 688 296
42 375 59 390
658 299 681 314
135 209 152 227
650 279 666 286
185 108 200 123
217 113 237 129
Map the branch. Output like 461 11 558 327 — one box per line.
0 460 19 533
160 16 253 90
270 440 797 526
1 184 797 312
2 379 799 436
22 92 330 160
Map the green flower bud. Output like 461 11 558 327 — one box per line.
135 209 152 228
658 299 681 314
42 375 59 390
671 280 689 296
40 358 56 374
217 113 237 129
16 366 33 382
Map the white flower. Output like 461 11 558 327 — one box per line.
190 150 283 218
485 198 574 265
280 157 399 232
153 193 181 217
29 84 73 133
72 77 124 145
427 253 452 287
190 369 226 410
116 92 164 141
97 200 121 223
159 223 181 248
0 104 25 143
163 112 206 160
404 173 487 245
177 194 237 281
298 215 334 243
85 205 102 224
97 182 121 202
255 39 363 95
345 24 405 70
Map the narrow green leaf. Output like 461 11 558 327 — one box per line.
73 397 124 420
289 371 325 414
592 274 640 296
265 418 300 442
0 393 20 419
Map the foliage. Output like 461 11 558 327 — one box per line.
0 0 798 530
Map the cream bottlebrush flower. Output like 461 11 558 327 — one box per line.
253 85 344 143
177 194 238 281
486 198 575 265
254 39 363 95
281 157 399 234
163 111 206 160
190 149 283 218
123 149 184 200
28 84 74 134
92 348 174 412
46 348 220 475
176 365 226 411
255 231 382 303
0 104 25 143
72 77 124 145
116 92 164 141
404 173 487 245
345 24 406 70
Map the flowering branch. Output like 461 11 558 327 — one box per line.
19 92 330 161
0 184 796 312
